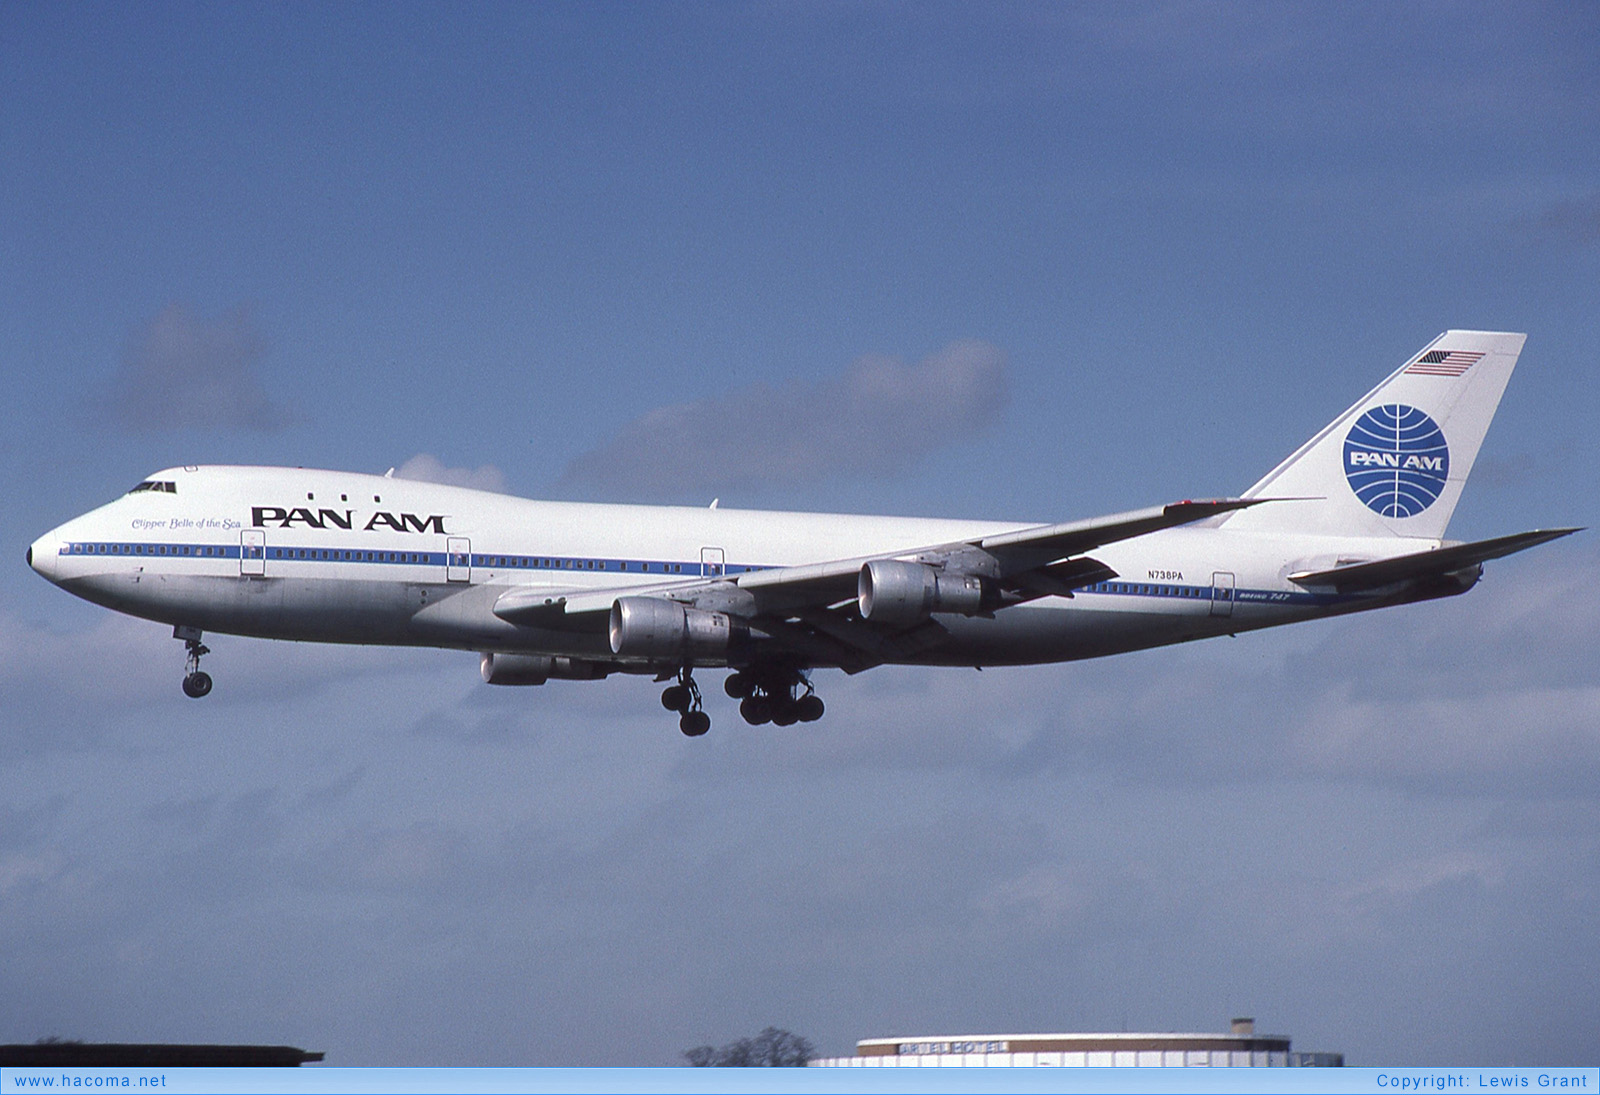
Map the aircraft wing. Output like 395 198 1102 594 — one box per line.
491 498 1263 638
1287 527 1581 592
724 497 1263 609
971 498 1266 565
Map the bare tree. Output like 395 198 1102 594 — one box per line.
682 1027 814 1067
682 1045 717 1067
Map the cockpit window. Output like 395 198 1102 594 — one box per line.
128 481 177 494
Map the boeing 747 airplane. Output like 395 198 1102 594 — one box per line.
29 330 1576 735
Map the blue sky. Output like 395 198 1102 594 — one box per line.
3 1 1598 1066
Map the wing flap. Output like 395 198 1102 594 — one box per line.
1008 556 1120 600
492 578 707 626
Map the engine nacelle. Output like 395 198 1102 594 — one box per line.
480 652 611 686
608 597 747 659
858 559 985 626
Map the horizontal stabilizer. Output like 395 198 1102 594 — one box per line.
1288 528 1580 592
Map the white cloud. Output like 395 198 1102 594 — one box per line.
1287 683 1600 795
0 607 448 760
392 453 509 494
106 304 290 432
556 340 1008 500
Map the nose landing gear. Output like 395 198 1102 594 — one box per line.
662 669 710 736
175 625 212 698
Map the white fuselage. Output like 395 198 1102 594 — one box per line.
28 465 1449 672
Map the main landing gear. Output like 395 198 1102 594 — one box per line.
724 666 824 727
661 668 711 737
659 665 826 736
174 625 212 699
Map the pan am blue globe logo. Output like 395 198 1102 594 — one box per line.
1343 404 1450 518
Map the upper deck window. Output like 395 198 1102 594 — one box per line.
128 481 176 494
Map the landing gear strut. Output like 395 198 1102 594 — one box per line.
726 666 824 726
662 668 710 736
660 664 825 736
175 625 212 699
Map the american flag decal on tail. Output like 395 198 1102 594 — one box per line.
1406 349 1483 377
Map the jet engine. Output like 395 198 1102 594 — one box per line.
480 652 611 686
608 597 747 659
858 559 986 626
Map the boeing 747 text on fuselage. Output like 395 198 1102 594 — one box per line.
29 331 1577 735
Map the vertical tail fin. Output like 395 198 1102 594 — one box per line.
1222 330 1525 539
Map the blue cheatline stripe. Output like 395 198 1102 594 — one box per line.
61 542 1351 606
1077 580 1344 608
60 541 761 577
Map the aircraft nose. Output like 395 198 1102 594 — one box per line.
28 531 61 581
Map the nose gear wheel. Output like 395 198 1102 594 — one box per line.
175 625 213 699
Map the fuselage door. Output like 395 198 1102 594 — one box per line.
701 547 725 578
241 530 266 576
1210 571 1235 617
447 537 472 582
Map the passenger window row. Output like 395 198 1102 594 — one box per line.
1089 581 1212 598
67 542 223 557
